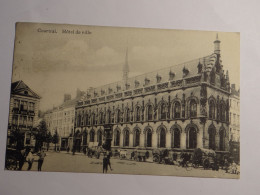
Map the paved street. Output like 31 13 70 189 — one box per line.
22 152 239 179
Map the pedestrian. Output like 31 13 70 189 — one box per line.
103 154 108 173
37 149 46 171
107 151 113 171
26 149 34 171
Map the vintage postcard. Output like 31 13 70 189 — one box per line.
5 22 240 178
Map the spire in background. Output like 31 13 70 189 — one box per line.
123 46 129 83
214 33 221 54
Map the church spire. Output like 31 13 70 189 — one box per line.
214 33 221 54
123 47 129 82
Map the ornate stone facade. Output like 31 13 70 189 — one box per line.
74 37 230 152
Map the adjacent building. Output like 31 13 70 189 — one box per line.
74 36 231 153
229 84 240 162
44 89 84 150
7 80 41 148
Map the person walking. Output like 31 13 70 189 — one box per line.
103 154 108 173
26 149 34 171
37 149 46 171
107 151 113 171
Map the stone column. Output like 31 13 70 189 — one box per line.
120 132 124 147
152 132 158 148
180 131 186 149
197 130 203 148
166 132 171 148
140 133 145 147
129 133 133 147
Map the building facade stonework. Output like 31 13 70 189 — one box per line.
7 80 41 147
74 37 230 153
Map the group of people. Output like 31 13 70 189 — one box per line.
18 148 46 171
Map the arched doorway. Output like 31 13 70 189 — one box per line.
187 127 197 149
208 126 216 150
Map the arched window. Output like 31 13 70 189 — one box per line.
90 130 95 142
219 129 225 151
160 102 167 120
92 113 96 125
146 129 152 147
85 113 89 126
189 99 197 118
125 108 130 122
220 103 226 122
208 127 216 150
107 110 111 124
77 113 81 127
124 129 130 147
116 109 121 123
99 112 103 124
172 129 180 148
188 127 197 149
114 129 120 146
173 102 181 119
136 106 141 122
147 105 153 121
159 128 166 148
134 129 140 147
97 130 102 146
82 130 87 146
209 100 215 119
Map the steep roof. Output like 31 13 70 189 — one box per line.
79 53 220 101
11 80 41 99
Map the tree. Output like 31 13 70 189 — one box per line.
45 132 52 151
52 130 59 151
34 120 48 152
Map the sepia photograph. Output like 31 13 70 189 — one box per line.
5 22 240 179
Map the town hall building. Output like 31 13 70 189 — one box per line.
74 36 231 153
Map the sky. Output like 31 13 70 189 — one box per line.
12 22 240 111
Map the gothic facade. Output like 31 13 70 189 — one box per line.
74 37 230 152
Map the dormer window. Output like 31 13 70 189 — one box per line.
125 83 130 90
116 85 121 92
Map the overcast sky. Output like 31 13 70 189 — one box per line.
12 23 240 111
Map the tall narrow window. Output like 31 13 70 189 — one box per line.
125 108 130 122
209 100 215 119
159 128 166 148
220 103 226 122
147 105 153 121
97 130 102 146
116 109 121 123
188 127 197 149
107 110 111 124
136 107 141 122
208 127 216 150
134 129 140 147
160 103 167 120
146 129 152 147
173 129 180 148
124 129 130 147
173 102 181 119
190 99 197 117
114 130 120 146
90 130 95 142
219 129 225 151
